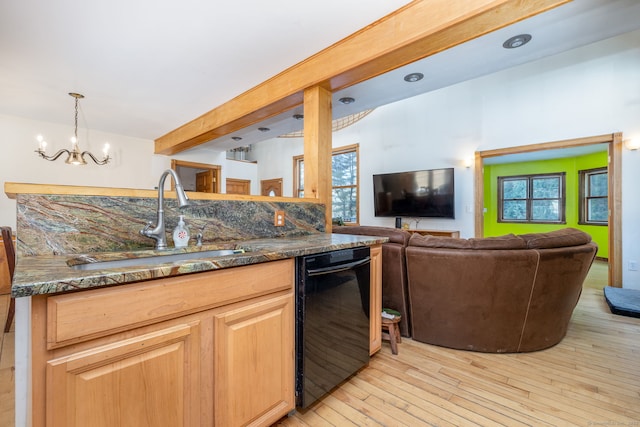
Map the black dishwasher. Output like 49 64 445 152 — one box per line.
295 246 371 408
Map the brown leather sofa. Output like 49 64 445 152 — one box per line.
405 228 598 353
332 226 413 336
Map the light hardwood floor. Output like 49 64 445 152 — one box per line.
276 261 640 426
3 261 639 427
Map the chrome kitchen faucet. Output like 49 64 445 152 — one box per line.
140 169 190 250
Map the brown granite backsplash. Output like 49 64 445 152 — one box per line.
16 194 326 256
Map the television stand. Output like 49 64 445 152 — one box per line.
405 229 460 238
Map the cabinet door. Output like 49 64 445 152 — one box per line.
370 244 383 354
214 292 294 427
46 322 201 427
225 178 251 195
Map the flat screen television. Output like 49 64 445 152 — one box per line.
373 168 455 218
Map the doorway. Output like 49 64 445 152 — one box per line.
474 133 622 287
171 160 221 193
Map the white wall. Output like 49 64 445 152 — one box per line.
252 137 303 197
3 30 639 288
0 114 151 228
0 114 230 229
250 29 640 289
225 159 259 194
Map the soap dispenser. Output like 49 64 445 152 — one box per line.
173 215 190 248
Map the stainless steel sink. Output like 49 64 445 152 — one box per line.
70 249 245 271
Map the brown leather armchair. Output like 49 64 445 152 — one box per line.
406 228 597 353
332 226 413 336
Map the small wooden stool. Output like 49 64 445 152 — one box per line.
381 315 402 355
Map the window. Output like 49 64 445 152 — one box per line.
498 173 566 223
294 144 359 224
579 167 608 225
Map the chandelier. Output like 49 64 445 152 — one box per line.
35 93 110 165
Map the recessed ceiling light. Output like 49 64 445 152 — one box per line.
403 72 424 83
258 127 270 132
338 97 355 104
293 114 304 120
503 34 532 49
231 136 242 141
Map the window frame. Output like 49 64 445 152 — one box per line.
497 172 566 224
578 167 608 226
293 144 360 224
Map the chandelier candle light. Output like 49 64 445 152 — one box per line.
35 93 111 165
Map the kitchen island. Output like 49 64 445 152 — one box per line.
7 183 384 427
15 233 384 427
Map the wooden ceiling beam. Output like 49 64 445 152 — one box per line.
155 0 570 155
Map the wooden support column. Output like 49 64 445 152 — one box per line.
303 86 333 231
610 132 623 287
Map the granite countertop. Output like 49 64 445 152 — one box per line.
12 233 388 297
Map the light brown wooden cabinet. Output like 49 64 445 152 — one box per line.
29 245 382 426
214 293 294 426
45 321 202 427
369 244 382 355
32 259 295 427
226 178 251 195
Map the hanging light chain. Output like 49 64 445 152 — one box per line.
74 95 79 143
69 92 84 146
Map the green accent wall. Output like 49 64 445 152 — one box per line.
483 151 608 258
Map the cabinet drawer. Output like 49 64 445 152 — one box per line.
47 259 293 348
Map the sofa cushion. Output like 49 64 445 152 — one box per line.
408 233 527 250
332 225 411 245
519 228 592 249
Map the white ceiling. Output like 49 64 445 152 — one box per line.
1 0 640 154
0 0 410 140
